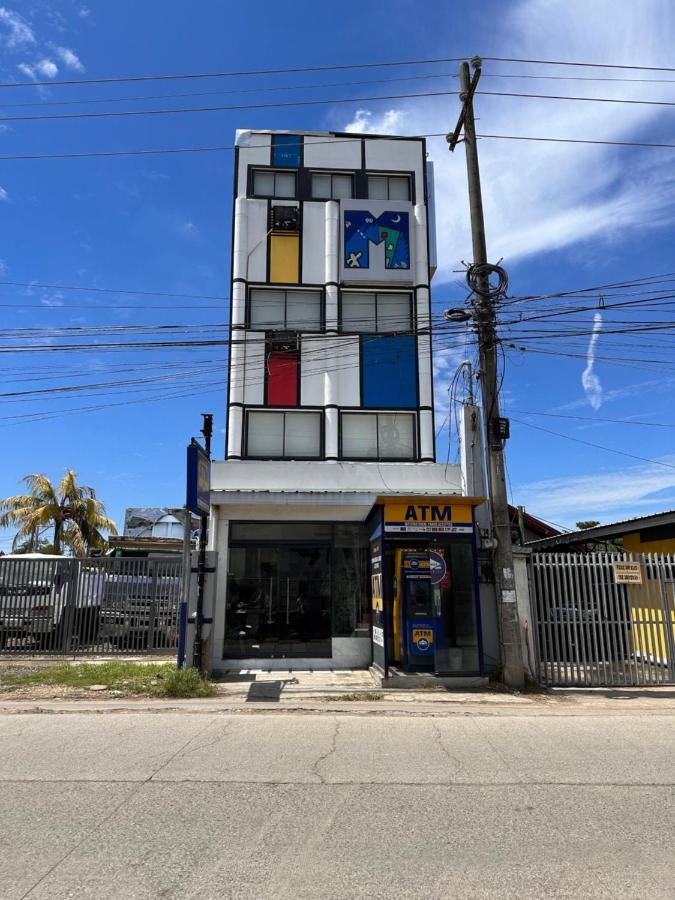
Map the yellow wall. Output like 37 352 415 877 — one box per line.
269 234 299 283
623 531 675 554
621 533 675 664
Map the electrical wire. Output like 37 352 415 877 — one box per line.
4 132 675 163
509 416 675 471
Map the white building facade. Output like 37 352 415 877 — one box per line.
208 130 487 674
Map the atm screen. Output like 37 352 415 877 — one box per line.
408 578 432 616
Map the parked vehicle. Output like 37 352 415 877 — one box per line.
0 555 109 650
98 564 180 649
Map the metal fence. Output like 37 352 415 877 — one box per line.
530 552 675 686
0 556 183 656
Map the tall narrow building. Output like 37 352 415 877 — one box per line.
209 130 487 675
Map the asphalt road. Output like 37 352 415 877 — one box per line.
1 707 673 899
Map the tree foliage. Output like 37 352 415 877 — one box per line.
0 470 117 555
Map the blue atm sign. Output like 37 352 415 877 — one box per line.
186 442 210 516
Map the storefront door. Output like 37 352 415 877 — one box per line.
224 542 332 658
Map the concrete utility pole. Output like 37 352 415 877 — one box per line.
447 58 525 688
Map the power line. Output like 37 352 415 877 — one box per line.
0 89 459 123
0 55 466 89
4 132 675 163
509 409 675 428
482 56 675 73
510 416 675 471
477 89 675 108
6 87 675 125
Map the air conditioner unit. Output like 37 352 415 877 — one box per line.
270 205 300 233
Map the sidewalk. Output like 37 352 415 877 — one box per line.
1 668 674 716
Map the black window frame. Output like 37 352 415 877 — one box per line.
309 170 355 201
244 408 324 460
339 410 417 461
366 173 412 201
338 290 414 334
250 168 298 199
247 286 324 332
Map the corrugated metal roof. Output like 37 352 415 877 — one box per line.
526 508 675 548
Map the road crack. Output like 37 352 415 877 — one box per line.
311 717 340 784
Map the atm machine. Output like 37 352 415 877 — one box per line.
392 549 444 670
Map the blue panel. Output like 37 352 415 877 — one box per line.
272 134 301 168
362 335 417 408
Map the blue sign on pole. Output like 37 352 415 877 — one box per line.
186 442 210 515
429 551 447 585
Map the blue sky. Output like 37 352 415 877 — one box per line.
1 0 675 549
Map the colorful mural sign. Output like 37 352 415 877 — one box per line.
340 201 414 283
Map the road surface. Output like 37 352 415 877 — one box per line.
1 705 673 898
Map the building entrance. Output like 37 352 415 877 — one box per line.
224 542 332 658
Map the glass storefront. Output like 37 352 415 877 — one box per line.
223 522 369 659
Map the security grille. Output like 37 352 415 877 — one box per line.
0 556 182 656
530 552 675 686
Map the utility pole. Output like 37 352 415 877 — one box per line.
447 57 525 688
193 412 213 675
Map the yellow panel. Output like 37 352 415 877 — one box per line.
624 531 675 554
269 234 299 284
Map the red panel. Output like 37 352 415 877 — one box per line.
267 351 298 406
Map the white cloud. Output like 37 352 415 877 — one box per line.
41 293 64 307
36 58 58 78
517 455 675 525
343 108 402 134
581 312 603 409
17 62 34 79
0 7 35 47
78 7 90 18
0 259 6 275
52 45 84 72
0 186 8 201
182 220 199 237
340 0 675 276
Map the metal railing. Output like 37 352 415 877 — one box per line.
530 552 675 686
0 556 182 656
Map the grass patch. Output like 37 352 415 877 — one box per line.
0 661 216 699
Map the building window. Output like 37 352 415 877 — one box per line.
266 336 299 407
341 412 416 460
367 174 411 201
311 172 354 200
340 291 412 333
249 288 322 331
252 169 296 198
246 410 322 459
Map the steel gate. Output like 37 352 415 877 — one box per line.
530 552 675 686
0 556 183 656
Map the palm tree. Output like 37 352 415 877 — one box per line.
0 470 117 556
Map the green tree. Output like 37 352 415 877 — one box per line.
0 470 117 556
576 520 600 530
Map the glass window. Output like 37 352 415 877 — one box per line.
275 172 296 198
333 174 353 198
367 174 411 201
311 173 331 199
378 413 415 458
249 289 321 332
367 175 388 200
340 292 412 333
376 293 412 332
246 410 322 458
341 413 378 458
311 172 354 200
252 169 296 198
333 523 369 637
247 410 284 457
341 292 376 332
249 289 285 329
286 290 321 331
341 412 416 459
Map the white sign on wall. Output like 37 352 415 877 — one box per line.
340 200 415 284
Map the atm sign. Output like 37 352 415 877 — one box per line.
383 500 474 534
412 627 434 651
